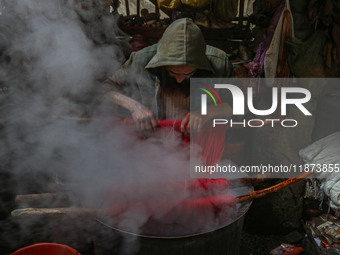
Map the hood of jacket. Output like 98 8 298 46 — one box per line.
145 18 213 72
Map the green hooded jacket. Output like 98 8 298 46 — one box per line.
105 18 234 118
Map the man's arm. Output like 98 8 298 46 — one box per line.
102 46 159 133
105 90 158 132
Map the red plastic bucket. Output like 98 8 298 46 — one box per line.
11 243 81 255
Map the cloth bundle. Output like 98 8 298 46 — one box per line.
118 118 228 166
105 120 233 234
105 178 230 203
106 178 236 235
299 132 340 209
193 123 228 166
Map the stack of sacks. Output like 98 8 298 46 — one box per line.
299 132 340 209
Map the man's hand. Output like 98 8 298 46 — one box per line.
107 91 158 134
181 112 211 136
181 103 234 135
131 102 158 133
180 112 190 135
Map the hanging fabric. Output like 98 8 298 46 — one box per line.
209 0 238 23
263 0 294 80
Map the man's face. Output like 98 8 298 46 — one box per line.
166 65 196 84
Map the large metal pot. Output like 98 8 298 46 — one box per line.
93 187 252 255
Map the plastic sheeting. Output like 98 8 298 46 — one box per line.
299 132 340 209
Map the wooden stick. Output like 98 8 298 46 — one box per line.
15 193 70 207
14 173 279 206
236 170 313 203
229 172 280 188
11 207 108 218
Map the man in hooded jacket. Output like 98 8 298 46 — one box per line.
103 18 234 134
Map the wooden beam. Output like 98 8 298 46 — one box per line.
125 0 130 16
137 0 140 16
238 0 245 27
155 1 160 15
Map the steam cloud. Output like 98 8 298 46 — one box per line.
0 1 244 254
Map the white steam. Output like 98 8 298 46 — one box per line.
1 0 192 204
0 1 244 253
